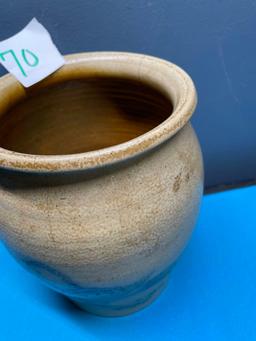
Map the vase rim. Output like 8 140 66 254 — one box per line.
0 51 197 172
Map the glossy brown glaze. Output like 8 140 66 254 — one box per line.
0 77 172 155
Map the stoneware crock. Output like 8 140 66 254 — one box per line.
0 52 203 317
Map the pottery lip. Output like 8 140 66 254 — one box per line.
0 51 197 173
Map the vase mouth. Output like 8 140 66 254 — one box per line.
0 52 197 172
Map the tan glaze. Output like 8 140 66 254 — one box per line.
0 52 203 316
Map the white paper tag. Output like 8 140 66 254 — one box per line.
0 18 65 87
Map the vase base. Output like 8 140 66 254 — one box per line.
70 273 169 317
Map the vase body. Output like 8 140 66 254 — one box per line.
0 52 203 316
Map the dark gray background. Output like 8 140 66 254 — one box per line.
0 0 255 190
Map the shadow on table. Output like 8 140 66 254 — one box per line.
32 280 177 340
21 233 205 341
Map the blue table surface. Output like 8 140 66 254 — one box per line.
1 185 256 340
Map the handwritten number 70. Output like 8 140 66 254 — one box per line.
0 49 39 77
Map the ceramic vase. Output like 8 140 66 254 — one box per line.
0 52 203 316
